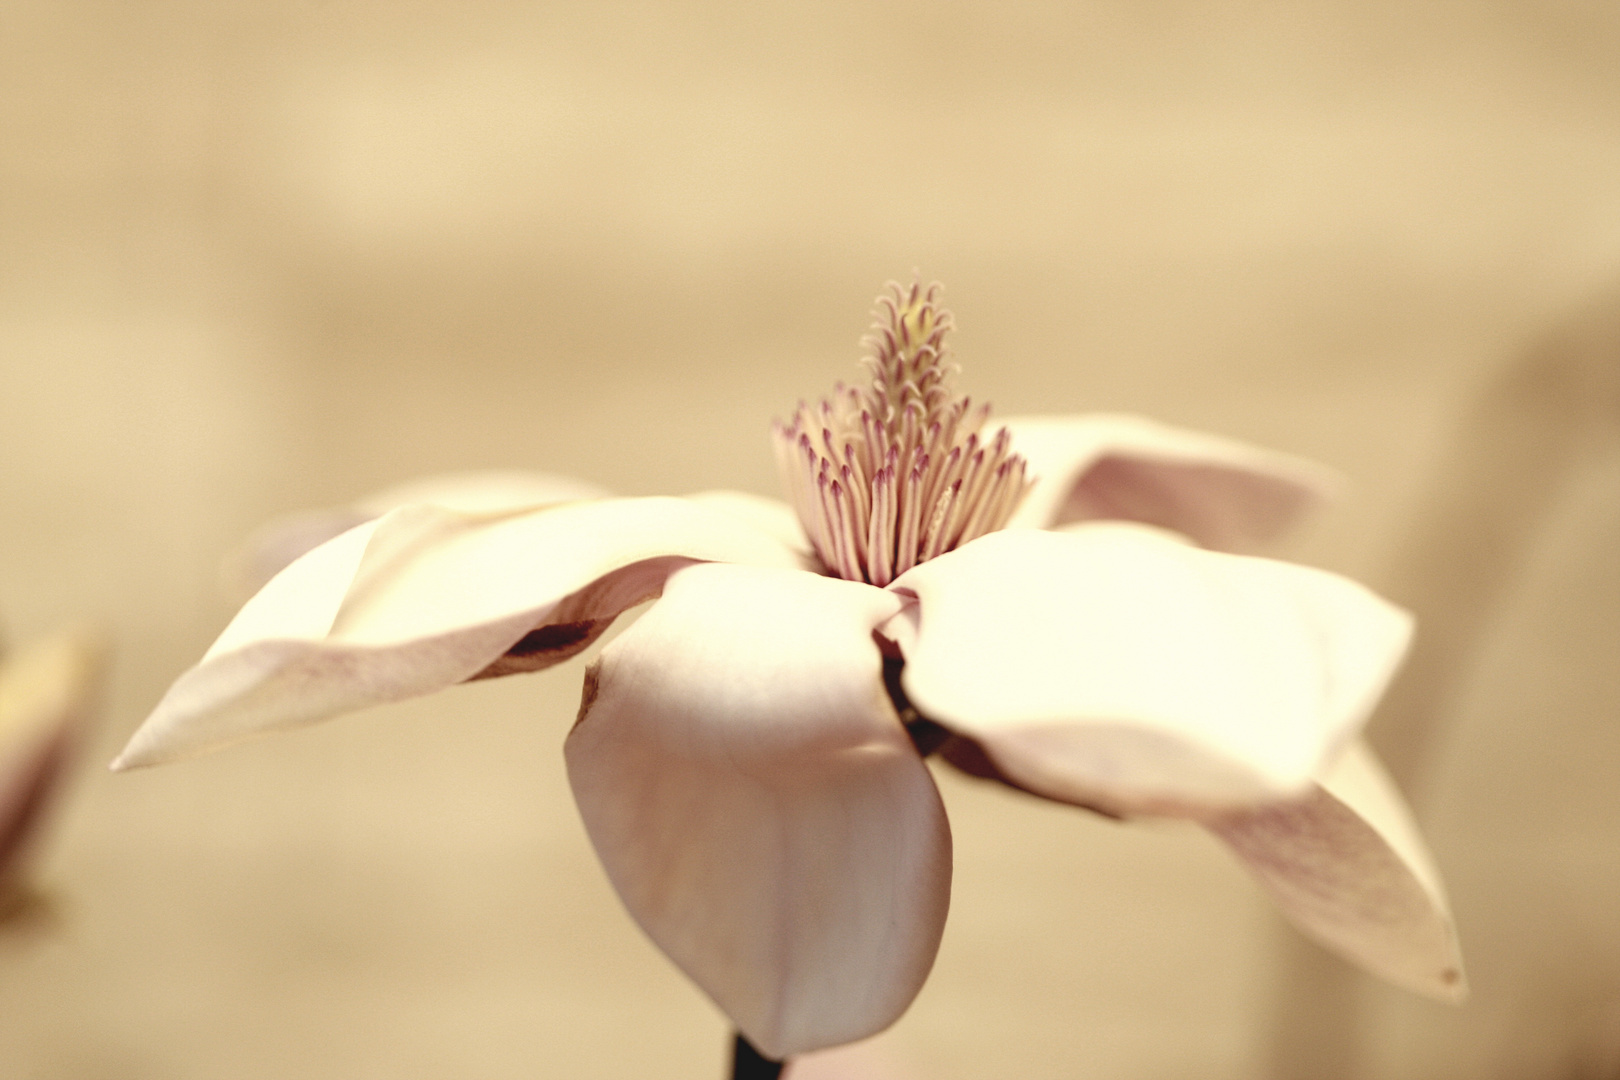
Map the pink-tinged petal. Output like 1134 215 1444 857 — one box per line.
225 471 611 597
0 628 107 891
1206 741 1465 1001
565 563 951 1059
887 525 1411 817
115 497 803 770
1001 414 1337 551
788 1039 922 1080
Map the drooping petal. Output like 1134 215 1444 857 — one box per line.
1000 414 1336 551
565 563 951 1059
0 628 106 889
225 470 612 597
1205 740 1465 1000
886 525 1411 817
115 497 803 769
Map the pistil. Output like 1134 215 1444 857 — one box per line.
774 281 1031 586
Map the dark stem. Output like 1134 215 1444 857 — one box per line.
730 1032 786 1080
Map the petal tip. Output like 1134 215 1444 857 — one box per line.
1436 964 1469 1004
108 723 165 772
1380 947 1467 1005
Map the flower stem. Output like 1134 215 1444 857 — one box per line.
730 1032 786 1080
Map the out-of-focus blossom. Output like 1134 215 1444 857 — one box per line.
115 282 1462 1061
0 625 105 905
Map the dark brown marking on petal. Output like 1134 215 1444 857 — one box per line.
905 717 951 758
936 733 1004 782
878 652 952 756
874 634 1126 818
464 556 699 685
511 622 595 655
467 620 604 681
880 655 921 726
572 661 602 733
938 734 1126 821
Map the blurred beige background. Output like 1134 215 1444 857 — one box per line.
2 2 1619 1077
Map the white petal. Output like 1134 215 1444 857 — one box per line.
222 507 375 601
887 525 1412 816
225 471 611 598
684 490 812 557
1001 414 1336 551
565 563 951 1059
115 497 803 769
1206 741 1465 1000
0 628 106 886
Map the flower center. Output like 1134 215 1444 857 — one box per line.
774 280 1031 586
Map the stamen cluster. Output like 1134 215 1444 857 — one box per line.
773 281 1031 587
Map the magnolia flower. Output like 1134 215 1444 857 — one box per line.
115 282 1463 1064
0 624 105 906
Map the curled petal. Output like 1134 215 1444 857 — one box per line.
566 563 951 1059
1001 414 1336 551
887 525 1412 816
1206 741 1466 1000
225 471 611 598
223 506 373 601
116 497 802 769
0 628 106 889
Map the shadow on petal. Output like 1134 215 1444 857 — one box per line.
1002 414 1336 551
